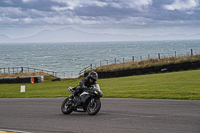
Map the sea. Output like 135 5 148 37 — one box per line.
0 40 200 78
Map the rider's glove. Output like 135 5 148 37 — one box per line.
82 85 87 90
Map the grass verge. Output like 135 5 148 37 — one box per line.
0 69 200 100
90 54 200 72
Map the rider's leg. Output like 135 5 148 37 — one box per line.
69 86 81 103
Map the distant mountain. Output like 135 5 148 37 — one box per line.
0 28 200 43
12 27 141 42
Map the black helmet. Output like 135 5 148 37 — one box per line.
88 71 98 81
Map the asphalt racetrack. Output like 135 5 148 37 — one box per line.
0 98 199 133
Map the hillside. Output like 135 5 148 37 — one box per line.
90 54 200 73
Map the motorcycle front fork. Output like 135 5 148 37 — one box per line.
90 99 95 107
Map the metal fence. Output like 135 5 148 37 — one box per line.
0 67 90 79
0 67 57 77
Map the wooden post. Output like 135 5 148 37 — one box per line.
84 68 86 74
175 51 176 58
132 56 134 62
107 60 108 65
115 58 116 64
191 49 193 57
158 53 160 59
90 64 92 69
100 61 101 66
148 54 150 60
123 57 125 63
140 56 142 61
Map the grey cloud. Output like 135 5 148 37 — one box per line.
0 0 200 30
163 0 199 11
51 0 153 12
0 0 63 11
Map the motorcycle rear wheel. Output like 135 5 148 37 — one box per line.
87 99 101 115
61 98 73 114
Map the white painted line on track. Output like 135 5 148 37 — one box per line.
0 129 31 133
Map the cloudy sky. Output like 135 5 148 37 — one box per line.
0 0 200 38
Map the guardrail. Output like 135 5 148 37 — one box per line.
79 64 92 76
0 67 57 77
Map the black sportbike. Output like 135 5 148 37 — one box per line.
61 84 103 115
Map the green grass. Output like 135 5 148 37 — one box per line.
0 76 78 98
0 69 200 100
98 69 200 100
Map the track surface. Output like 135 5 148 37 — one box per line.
0 98 200 133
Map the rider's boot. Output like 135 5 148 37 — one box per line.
68 88 78 102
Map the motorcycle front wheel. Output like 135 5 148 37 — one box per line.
61 98 73 114
87 99 101 115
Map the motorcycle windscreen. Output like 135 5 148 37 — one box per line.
94 84 103 97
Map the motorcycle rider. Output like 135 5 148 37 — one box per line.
69 71 98 106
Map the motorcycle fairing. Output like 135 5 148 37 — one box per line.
80 92 91 103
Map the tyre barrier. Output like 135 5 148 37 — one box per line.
84 61 200 79
52 78 61 81
0 76 44 84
